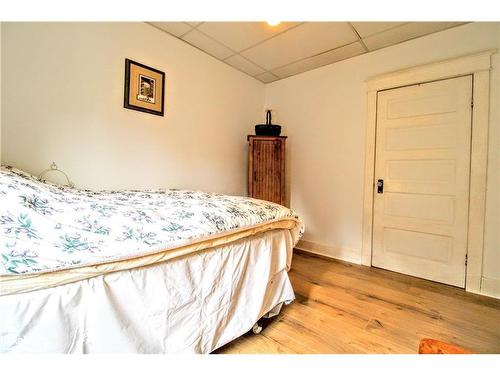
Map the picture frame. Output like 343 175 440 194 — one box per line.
124 58 165 116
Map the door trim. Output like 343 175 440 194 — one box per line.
361 49 496 295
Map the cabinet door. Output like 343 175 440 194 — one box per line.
251 139 284 205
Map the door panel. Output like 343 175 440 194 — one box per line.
383 193 455 223
386 93 457 118
385 122 457 150
386 159 456 183
383 228 453 263
252 139 283 204
372 76 472 287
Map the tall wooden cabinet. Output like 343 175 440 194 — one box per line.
247 135 287 206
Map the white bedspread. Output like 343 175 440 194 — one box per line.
0 229 295 353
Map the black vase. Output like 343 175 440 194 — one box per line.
255 110 281 136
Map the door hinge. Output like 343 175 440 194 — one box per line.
471 98 474 108
465 254 468 266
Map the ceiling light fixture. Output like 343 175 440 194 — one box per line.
266 20 280 26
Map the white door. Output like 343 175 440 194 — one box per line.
372 76 473 287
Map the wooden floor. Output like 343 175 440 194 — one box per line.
217 251 500 354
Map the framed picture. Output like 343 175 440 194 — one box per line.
124 58 165 116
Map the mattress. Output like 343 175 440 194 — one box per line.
0 165 303 294
0 165 304 353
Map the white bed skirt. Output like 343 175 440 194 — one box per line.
0 229 295 353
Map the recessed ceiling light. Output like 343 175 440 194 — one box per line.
266 20 280 27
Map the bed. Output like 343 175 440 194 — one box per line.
0 165 303 353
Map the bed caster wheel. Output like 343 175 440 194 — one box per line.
252 322 263 335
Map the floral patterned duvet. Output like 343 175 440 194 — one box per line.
0 165 303 276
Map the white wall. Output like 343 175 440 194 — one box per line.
265 22 500 296
481 24 500 296
1 22 264 195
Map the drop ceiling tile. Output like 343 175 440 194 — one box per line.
255 72 280 83
149 22 192 37
351 22 406 37
181 29 234 60
363 22 465 51
241 22 359 71
272 41 365 78
197 22 299 52
148 21 470 83
225 55 265 76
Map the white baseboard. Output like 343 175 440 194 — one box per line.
480 276 500 299
295 239 361 265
